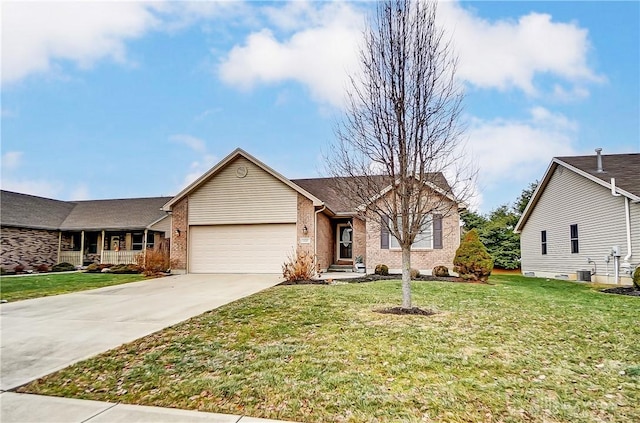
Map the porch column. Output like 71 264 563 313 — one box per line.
57 231 62 264
80 230 85 266
100 230 105 264
143 229 148 268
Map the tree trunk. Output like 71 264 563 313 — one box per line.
401 245 412 308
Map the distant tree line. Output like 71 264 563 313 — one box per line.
461 182 538 270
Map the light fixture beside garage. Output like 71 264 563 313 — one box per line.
303 225 308 235
175 229 181 237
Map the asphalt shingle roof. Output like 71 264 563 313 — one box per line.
558 153 640 198
292 173 453 214
60 197 172 231
1 191 76 230
1 190 171 231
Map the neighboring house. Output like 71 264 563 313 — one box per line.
163 148 462 275
1 191 172 270
515 150 639 285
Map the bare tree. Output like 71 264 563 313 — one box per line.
326 0 474 309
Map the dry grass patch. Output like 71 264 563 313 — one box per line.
19 276 640 422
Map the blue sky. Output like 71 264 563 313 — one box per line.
2 0 638 213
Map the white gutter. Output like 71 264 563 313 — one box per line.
314 205 327 275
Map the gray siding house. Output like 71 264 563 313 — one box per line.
515 150 639 285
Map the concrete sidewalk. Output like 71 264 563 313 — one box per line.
0 392 296 423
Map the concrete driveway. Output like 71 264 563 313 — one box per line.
0 274 281 391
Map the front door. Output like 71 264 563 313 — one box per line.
337 223 353 261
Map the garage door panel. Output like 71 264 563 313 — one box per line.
189 224 296 273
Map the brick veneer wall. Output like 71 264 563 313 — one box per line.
1 226 60 270
170 197 188 272
316 212 333 272
365 209 460 274
353 217 366 264
297 194 315 256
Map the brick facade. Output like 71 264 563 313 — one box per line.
170 197 188 272
296 194 315 256
352 217 366 265
364 209 460 275
0 226 60 270
316 212 333 272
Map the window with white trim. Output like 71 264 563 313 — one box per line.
389 215 433 249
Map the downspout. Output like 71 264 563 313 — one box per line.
623 197 632 263
612 178 633 264
314 205 326 275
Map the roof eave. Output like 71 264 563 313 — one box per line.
163 148 324 210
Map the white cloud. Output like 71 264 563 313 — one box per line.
0 178 62 198
1 0 247 85
1 151 63 197
1 1 163 84
182 154 218 187
69 184 91 201
467 107 578 187
438 2 603 94
169 134 207 153
1 151 23 170
219 1 602 106
219 1 365 107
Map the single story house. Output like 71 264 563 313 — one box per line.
163 148 462 275
515 149 639 284
0 190 172 270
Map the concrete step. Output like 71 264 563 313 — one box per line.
328 265 354 272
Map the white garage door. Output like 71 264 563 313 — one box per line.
189 224 297 273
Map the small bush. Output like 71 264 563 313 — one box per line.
52 262 76 272
135 241 172 276
85 263 100 273
432 265 450 277
282 249 314 282
375 264 389 276
410 268 420 279
14 264 25 273
110 264 141 274
453 229 494 282
633 266 640 290
0 267 6 275
36 264 50 273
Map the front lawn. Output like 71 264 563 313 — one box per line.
20 275 640 422
0 272 146 302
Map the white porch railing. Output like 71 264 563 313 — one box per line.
59 251 82 266
101 250 141 265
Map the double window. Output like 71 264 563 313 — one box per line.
380 214 442 250
570 224 579 253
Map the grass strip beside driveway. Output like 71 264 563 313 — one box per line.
1 273 146 302
19 276 640 422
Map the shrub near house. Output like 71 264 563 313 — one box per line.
453 229 494 282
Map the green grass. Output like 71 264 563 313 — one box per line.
19 275 640 422
0 272 146 301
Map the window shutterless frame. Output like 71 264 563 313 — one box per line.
570 224 579 253
541 230 547 255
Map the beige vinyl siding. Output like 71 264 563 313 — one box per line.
189 157 297 225
631 202 640 264
149 215 171 237
520 166 636 280
189 224 296 273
